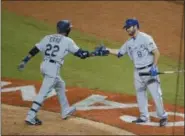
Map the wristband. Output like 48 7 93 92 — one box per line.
117 52 123 58
22 56 30 63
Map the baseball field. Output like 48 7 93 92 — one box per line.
1 1 184 135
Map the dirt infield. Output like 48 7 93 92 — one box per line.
1 78 184 135
2 1 184 60
2 104 134 135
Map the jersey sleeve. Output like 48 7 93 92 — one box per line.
118 43 127 56
68 39 80 53
35 36 48 52
146 36 158 52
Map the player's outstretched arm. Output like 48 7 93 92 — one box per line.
18 46 40 71
106 48 119 56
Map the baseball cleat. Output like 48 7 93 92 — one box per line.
132 118 149 123
25 117 42 126
62 106 76 120
159 118 168 127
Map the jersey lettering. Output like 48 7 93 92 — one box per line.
49 37 62 44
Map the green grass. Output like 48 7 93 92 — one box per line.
2 9 184 106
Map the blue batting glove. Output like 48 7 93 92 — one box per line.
150 65 158 76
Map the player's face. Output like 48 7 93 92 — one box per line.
126 26 137 36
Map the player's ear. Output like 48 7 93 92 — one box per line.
65 28 71 37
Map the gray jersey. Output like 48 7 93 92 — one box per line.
118 32 168 121
36 34 79 65
118 32 157 68
25 34 79 122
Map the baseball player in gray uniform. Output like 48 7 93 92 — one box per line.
94 18 168 127
18 20 91 125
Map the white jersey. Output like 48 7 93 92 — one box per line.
118 32 157 68
36 34 79 65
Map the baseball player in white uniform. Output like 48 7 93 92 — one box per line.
18 20 90 125
93 18 168 127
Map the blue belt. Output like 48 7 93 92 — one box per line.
136 63 153 70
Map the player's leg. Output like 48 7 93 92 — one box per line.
132 70 150 123
54 76 76 119
25 75 56 125
147 77 168 126
55 76 69 111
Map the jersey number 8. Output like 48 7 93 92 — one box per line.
137 51 142 58
45 44 60 57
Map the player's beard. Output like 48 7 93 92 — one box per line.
126 26 137 37
128 30 136 36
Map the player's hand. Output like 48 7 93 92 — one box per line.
149 65 158 76
18 61 26 71
81 51 90 59
92 45 110 56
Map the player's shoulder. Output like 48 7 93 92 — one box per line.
45 34 72 40
64 36 73 41
44 34 60 38
120 39 130 49
139 31 153 40
124 37 132 45
64 37 76 45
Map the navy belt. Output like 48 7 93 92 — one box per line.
136 63 153 70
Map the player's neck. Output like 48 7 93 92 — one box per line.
57 32 66 36
132 30 139 40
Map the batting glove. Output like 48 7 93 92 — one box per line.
149 65 158 76
18 61 26 71
93 45 109 56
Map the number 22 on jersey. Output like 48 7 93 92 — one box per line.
45 44 60 57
